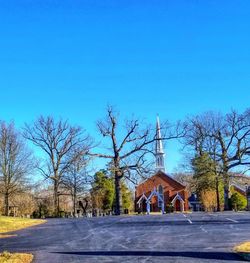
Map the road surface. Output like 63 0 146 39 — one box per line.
1 212 250 262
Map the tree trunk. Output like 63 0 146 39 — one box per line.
73 189 76 217
83 198 88 215
223 172 230 211
4 192 9 216
224 185 230 210
114 172 122 215
54 182 59 216
216 177 221 212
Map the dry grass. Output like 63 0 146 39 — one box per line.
234 242 250 261
0 251 33 263
0 216 45 235
234 242 250 253
0 218 43 262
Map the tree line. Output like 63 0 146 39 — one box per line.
183 109 250 211
0 107 250 217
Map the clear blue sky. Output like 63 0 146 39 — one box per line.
0 1 250 173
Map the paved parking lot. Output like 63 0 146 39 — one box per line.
1 212 250 262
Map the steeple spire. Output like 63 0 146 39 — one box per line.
155 116 165 172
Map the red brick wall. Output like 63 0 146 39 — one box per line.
135 171 189 212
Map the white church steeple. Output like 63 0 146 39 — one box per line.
155 116 165 172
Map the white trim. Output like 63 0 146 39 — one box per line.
171 192 184 205
147 187 163 203
171 192 185 212
137 193 149 204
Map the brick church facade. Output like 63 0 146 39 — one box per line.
135 117 189 213
135 170 189 212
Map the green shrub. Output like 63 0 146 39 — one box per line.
59 211 65 218
230 192 247 211
166 204 174 213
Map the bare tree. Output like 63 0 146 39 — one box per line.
23 116 91 216
183 114 223 211
207 110 250 210
91 106 184 215
183 109 250 210
0 122 33 216
184 115 208 156
62 152 90 217
172 172 194 193
79 194 91 216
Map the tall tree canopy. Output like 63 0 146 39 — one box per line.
24 116 91 215
0 122 33 216
91 106 183 215
184 109 250 210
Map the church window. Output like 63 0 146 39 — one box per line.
158 185 163 194
158 185 164 208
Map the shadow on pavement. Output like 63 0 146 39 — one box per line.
110 220 250 227
53 251 243 261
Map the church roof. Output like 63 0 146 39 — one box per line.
155 170 186 188
137 170 186 190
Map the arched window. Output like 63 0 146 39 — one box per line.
158 185 164 208
158 185 163 194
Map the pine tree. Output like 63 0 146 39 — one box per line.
192 152 223 211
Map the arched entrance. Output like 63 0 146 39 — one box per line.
146 187 164 214
136 188 165 214
142 199 147 213
136 193 148 213
171 193 185 212
175 199 181 211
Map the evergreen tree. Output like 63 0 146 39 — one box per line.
192 153 216 195
121 182 133 211
192 152 224 210
91 170 133 214
91 170 115 213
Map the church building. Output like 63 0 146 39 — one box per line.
135 117 189 213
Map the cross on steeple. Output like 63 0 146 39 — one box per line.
155 116 165 172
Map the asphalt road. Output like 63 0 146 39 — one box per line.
1 212 250 263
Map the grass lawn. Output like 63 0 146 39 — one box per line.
0 216 45 235
0 217 45 262
0 251 33 263
234 242 250 261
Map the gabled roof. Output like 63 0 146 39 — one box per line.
230 183 246 196
171 193 185 204
231 183 246 193
136 170 186 194
147 187 164 203
137 193 148 204
155 170 186 189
